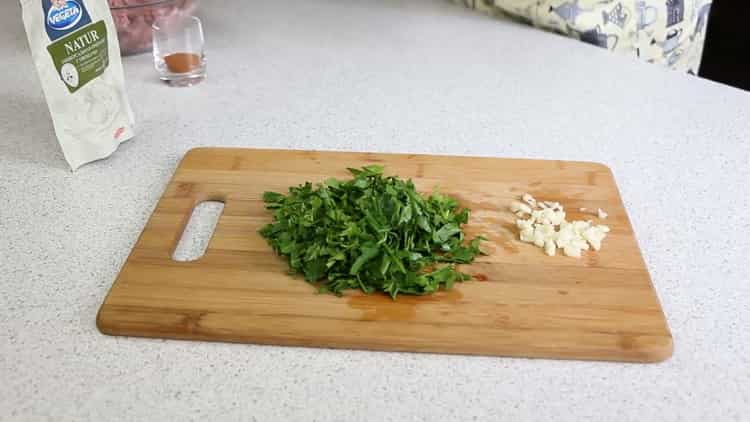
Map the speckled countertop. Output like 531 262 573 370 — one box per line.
1 1 749 420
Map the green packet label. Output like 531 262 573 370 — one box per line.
46 20 108 94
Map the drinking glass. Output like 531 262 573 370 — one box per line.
152 15 206 87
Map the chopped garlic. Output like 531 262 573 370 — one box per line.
517 218 534 231
522 193 536 207
572 220 591 232
533 237 545 248
550 210 566 225
530 209 543 222
510 193 609 258
563 245 582 258
535 223 555 237
579 206 608 219
520 227 535 243
509 200 532 215
541 208 555 223
582 226 607 250
541 201 560 210
544 240 556 256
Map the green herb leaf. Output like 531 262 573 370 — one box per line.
350 243 380 275
259 166 484 298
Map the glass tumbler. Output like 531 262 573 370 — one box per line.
152 15 206 87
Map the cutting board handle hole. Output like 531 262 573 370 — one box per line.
172 200 225 262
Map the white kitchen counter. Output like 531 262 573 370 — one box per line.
1 1 748 420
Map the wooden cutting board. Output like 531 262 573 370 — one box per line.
97 148 672 362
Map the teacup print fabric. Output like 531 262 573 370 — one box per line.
454 0 712 74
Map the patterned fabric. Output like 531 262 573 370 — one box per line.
454 0 712 74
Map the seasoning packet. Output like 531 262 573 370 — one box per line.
20 0 135 170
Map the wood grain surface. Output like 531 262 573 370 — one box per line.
97 148 672 362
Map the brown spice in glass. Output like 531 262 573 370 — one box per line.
164 52 201 73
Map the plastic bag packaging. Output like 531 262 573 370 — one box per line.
20 0 135 170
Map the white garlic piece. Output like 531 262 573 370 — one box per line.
522 193 537 207
509 200 532 215
563 245 582 258
544 240 556 256
511 196 610 259
520 227 535 243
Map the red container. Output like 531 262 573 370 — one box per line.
108 0 196 55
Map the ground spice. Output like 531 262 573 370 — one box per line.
164 52 201 73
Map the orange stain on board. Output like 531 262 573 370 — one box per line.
347 288 465 321
174 182 194 197
500 241 519 254
348 294 416 321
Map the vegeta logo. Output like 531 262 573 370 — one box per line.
48 0 82 30
43 0 91 41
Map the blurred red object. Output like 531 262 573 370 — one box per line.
108 0 197 56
